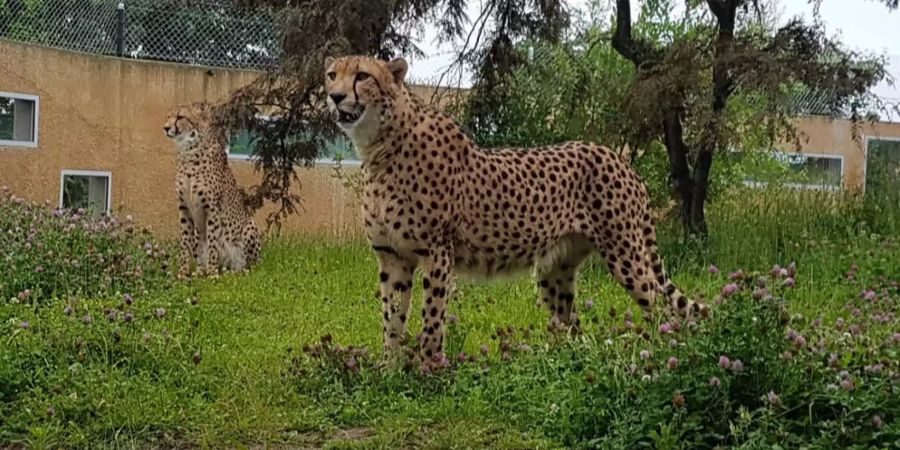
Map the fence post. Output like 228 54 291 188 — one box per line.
116 2 125 57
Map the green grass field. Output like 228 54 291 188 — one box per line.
2 187 899 449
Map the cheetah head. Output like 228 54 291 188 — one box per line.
163 103 210 151
324 56 408 148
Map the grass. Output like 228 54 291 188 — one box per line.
1 186 898 449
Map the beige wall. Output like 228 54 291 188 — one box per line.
786 115 900 190
2 41 898 239
0 41 366 238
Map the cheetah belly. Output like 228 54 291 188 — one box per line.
452 225 575 280
452 196 594 280
452 245 536 279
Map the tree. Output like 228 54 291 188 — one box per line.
610 0 887 236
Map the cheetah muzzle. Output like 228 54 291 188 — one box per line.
336 106 364 126
324 55 709 366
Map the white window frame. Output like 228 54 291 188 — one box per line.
226 114 268 161
863 135 900 195
0 91 40 148
743 151 845 191
226 145 253 161
315 135 362 168
59 170 113 214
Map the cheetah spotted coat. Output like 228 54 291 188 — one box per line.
163 103 260 278
325 56 707 362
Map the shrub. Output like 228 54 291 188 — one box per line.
0 187 173 304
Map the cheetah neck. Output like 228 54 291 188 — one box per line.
176 129 228 165
351 88 423 169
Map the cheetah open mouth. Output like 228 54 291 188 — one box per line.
336 107 364 126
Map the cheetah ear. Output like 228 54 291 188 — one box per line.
324 56 336 70
387 57 408 84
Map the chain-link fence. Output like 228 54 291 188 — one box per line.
0 0 279 70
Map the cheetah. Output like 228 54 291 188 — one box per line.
324 56 707 362
163 102 261 278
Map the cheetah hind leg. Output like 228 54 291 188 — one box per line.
642 221 709 321
593 229 662 323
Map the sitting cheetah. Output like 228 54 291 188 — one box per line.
324 56 707 362
163 102 261 278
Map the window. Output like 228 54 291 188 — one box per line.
225 116 360 165
226 115 269 160
776 152 843 189
317 135 359 165
227 128 255 160
0 92 40 148
865 137 900 198
742 151 843 190
59 170 111 218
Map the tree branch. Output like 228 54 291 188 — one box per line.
612 0 640 64
706 0 728 20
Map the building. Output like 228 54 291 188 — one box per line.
1 40 898 238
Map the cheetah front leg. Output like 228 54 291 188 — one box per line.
177 204 195 279
419 246 454 363
202 203 223 277
375 249 415 358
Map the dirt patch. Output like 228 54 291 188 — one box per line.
331 427 375 441
243 427 375 450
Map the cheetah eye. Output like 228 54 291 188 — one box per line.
356 72 371 82
327 72 337 81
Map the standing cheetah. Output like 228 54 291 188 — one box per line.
163 102 261 278
324 56 707 362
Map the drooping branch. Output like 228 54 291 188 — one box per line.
455 0 569 142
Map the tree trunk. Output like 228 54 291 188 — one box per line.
661 109 698 233
690 0 737 236
613 0 741 237
690 149 713 235
614 0 704 236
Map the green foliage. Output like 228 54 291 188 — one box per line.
0 187 172 304
455 0 691 149
280 261 900 449
0 287 209 448
453 2 789 210
657 185 899 273
453 36 634 149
